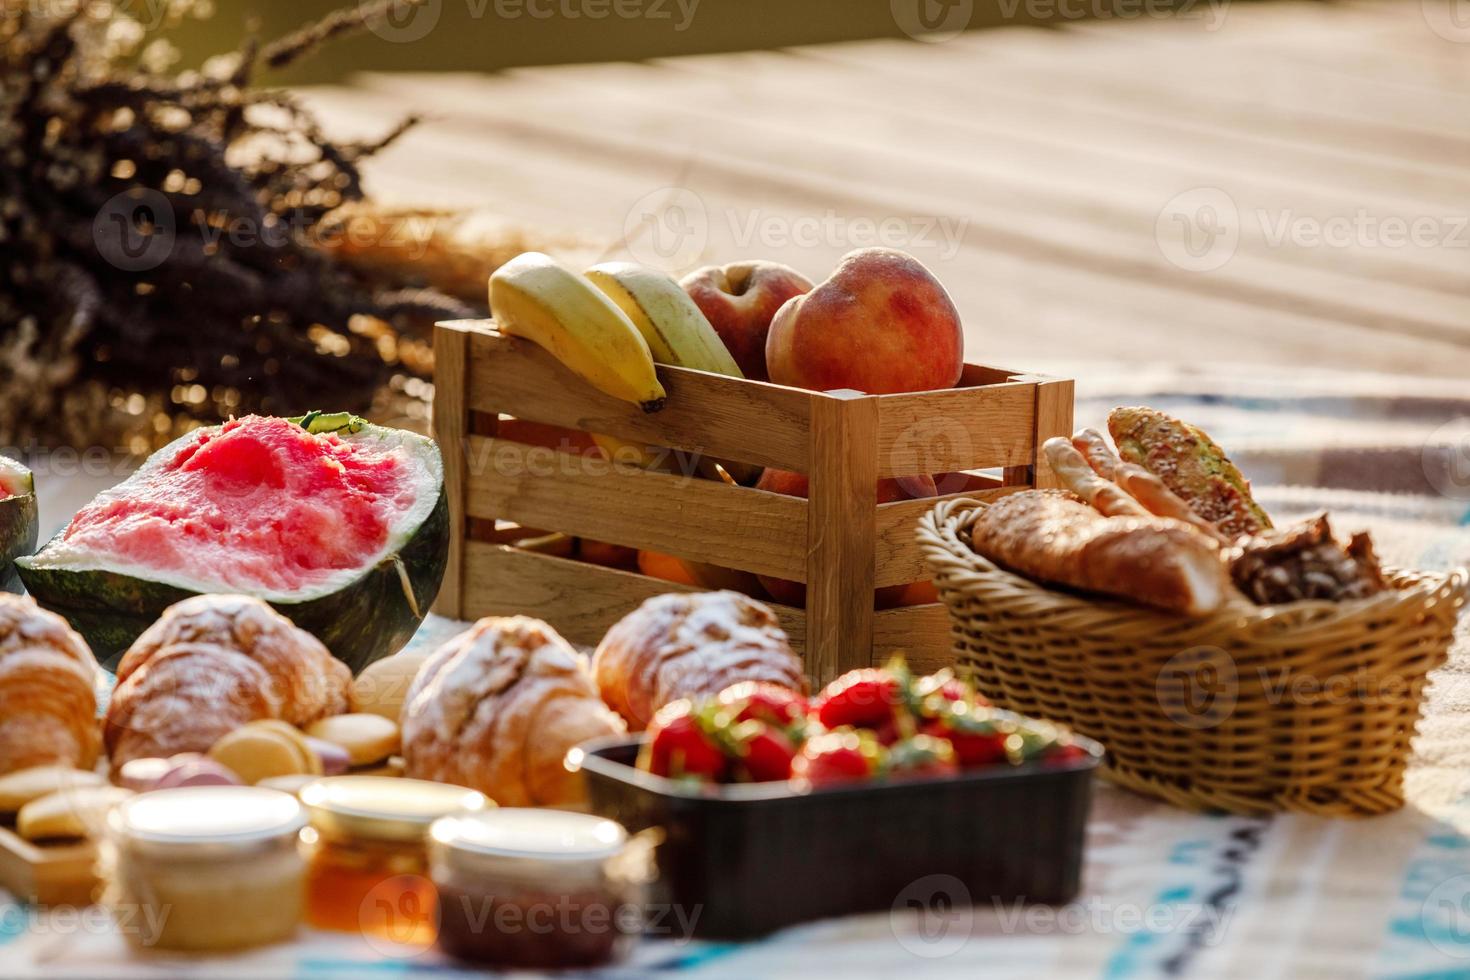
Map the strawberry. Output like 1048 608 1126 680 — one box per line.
641 701 727 782
921 703 1012 768
732 722 797 782
718 682 808 730
1043 742 1090 767
814 668 901 730
791 729 884 787
887 734 959 780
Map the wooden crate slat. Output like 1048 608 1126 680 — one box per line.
463 436 810 581
873 486 1027 589
873 603 955 676
431 323 472 619
873 381 1038 477
462 541 807 648
451 321 815 473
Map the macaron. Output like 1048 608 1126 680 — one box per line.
0 765 106 813
208 725 317 785
306 714 400 768
153 755 243 790
351 652 429 722
18 786 134 841
305 737 351 776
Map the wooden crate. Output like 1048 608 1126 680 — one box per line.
433 320 1074 684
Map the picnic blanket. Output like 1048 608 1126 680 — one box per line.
4 367 1469 979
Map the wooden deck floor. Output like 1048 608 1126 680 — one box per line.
300 0 1470 380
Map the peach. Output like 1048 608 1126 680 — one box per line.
493 418 602 458
680 261 813 381
753 468 938 607
765 248 964 393
636 550 700 588
580 539 638 569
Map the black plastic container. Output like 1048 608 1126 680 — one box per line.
572 735 1102 939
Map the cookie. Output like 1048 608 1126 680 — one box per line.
208 725 316 785
0 766 106 814
18 786 134 840
305 714 400 767
350 653 429 722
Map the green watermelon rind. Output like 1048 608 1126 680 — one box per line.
0 457 38 595
16 417 449 674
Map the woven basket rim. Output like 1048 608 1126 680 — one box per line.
917 495 1470 629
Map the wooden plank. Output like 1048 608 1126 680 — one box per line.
432 321 472 620
460 541 808 648
1027 377 1077 490
874 486 1027 589
873 604 956 676
0 826 98 907
463 436 809 581
873 380 1038 477
805 391 879 685
459 322 816 473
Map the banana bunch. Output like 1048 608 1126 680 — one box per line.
489 253 667 412
488 253 759 483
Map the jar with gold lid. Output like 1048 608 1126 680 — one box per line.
105 786 307 952
299 775 489 943
429 809 650 970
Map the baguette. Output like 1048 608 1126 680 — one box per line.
1042 437 1148 518
968 490 1230 616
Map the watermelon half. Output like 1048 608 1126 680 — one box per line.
17 413 448 673
0 457 39 594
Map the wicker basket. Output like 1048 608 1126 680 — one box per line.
918 497 1469 817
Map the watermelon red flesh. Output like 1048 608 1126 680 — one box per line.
17 415 447 672
0 456 37 595
62 416 417 596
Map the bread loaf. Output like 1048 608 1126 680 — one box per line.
402 617 625 806
0 595 101 776
969 490 1230 616
592 591 806 730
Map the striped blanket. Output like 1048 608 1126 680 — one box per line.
6 368 1470 978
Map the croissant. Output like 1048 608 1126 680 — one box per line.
592 591 806 730
104 595 351 772
0 595 101 776
401 616 625 806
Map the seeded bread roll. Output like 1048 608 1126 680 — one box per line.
968 490 1230 616
1108 407 1271 540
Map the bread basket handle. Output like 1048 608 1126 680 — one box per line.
917 495 995 578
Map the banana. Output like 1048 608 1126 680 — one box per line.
584 262 761 485
584 262 744 377
489 253 666 412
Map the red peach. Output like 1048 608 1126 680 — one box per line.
765 248 964 393
681 261 813 381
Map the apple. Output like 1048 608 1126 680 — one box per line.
681 261 813 381
753 468 938 607
765 248 964 393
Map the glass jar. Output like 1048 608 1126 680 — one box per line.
429 809 649 970
105 786 307 952
298 776 489 944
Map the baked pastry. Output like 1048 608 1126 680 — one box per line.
1108 407 1271 540
105 595 351 772
593 591 806 730
118 594 350 726
1071 428 1227 542
0 595 101 776
402 617 625 806
1229 513 1386 604
1043 437 1149 518
968 490 1230 616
